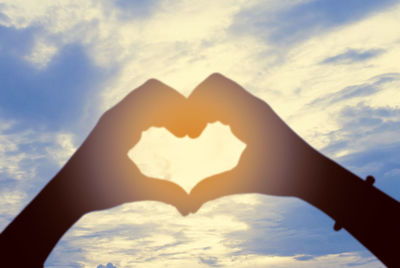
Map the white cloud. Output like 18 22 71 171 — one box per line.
97 263 117 268
384 168 400 177
0 117 77 230
0 119 42 181
47 197 381 267
92 0 400 161
0 117 76 180
47 196 253 267
46 133 77 167
243 3 400 156
0 189 27 230
24 39 58 69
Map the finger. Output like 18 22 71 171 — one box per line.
103 79 195 148
135 79 189 137
188 148 249 212
188 73 269 143
113 158 190 215
186 114 208 138
188 147 272 213
121 79 188 131
90 156 186 215
189 167 250 213
137 177 191 216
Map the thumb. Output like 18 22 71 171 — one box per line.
189 167 249 213
138 177 191 216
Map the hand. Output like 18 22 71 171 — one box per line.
188 73 328 212
60 79 191 215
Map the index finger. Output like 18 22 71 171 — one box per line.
110 79 189 134
99 79 193 151
187 73 269 144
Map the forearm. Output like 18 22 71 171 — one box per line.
0 170 87 266
300 155 400 267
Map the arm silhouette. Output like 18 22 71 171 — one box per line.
188 73 400 267
0 79 191 267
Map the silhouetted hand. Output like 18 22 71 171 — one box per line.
188 73 327 212
0 79 194 266
64 79 190 214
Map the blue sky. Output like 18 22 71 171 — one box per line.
1 0 400 267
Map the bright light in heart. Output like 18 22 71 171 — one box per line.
128 122 246 193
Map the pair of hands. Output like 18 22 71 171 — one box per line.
2 73 397 267
65 73 325 215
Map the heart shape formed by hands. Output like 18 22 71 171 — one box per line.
81 73 316 216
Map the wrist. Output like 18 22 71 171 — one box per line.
53 163 93 216
297 154 400 267
295 150 360 218
296 150 399 228
57 132 113 214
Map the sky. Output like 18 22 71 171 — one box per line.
0 0 400 267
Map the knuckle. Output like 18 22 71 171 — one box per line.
144 78 173 96
98 108 114 124
135 78 162 95
208 72 225 80
144 78 160 86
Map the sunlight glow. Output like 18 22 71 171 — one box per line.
128 122 246 193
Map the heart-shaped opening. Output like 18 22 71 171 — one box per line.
128 122 246 193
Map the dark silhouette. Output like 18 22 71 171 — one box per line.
0 73 399 267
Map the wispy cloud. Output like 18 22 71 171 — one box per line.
46 196 382 267
199 256 220 267
97 263 117 268
310 73 400 106
320 48 385 64
110 0 161 20
230 0 398 46
321 103 400 154
318 102 400 197
0 116 78 231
